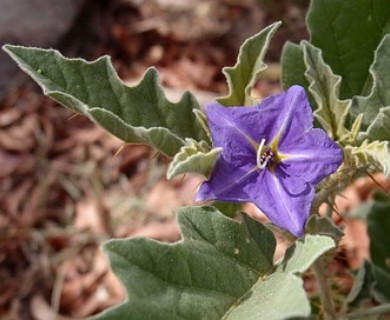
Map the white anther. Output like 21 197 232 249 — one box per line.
256 139 266 169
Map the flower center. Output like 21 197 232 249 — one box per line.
256 139 276 169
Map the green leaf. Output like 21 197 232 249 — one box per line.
352 35 390 136
280 42 309 92
277 235 335 274
302 41 351 140
344 140 390 177
2 45 207 157
222 273 310 320
367 198 390 271
217 21 281 107
347 261 376 307
349 196 390 304
307 0 390 99
212 201 242 218
167 139 221 179
371 265 390 303
305 215 344 241
93 207 311 320
363 107 390 142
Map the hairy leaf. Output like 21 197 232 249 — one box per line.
302 41 351 140
3 45 207 157
307 0 390 99
305 215 344 240
344 140 390 177
92 207 312 320
352 36 390 137
217 21 281 107
167 139 221 179
277 235 335 274
280 42 308 92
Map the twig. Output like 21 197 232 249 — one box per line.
311 257 337 320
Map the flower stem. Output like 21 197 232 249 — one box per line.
311 257 337 320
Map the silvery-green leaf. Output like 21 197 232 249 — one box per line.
2 45 207 157
217 21 281 107
277 235 335 274
305 215 344 240
352 35 390 137
361 106 390 142
344 140 390 177
307 0 390 99
302 41 351 140
223 273 310 320
167 139 221 179
92 207 311 320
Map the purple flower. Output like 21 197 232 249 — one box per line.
195 86 343 237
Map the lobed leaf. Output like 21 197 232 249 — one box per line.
92 207 313 320
352 35 390 138
307 0 390 99
2 45 207 157
302 41 351 140
167 139 222 179
217 21 281 107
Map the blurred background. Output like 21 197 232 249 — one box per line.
2 0 384 319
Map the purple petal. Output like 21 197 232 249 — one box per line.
255 85 313 146
204 103 258 168
250 168 314 237
279 129 343 185
195 156 258 202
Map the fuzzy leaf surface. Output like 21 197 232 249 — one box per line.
277 235 335 274
3 45 207 157
352 36 390 137
344 140 390 177
305 215 344 240
280 42 308 92
92 207 312 320
217 22 281 107
307 0 390 99
302 41 351 140
167 139 221 179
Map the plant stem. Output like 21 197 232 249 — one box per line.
312 257 337 320
346 303 390 319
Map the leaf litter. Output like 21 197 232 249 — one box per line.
1 0 389 319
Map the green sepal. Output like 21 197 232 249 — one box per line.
167 139 222 179
344 140 390 177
